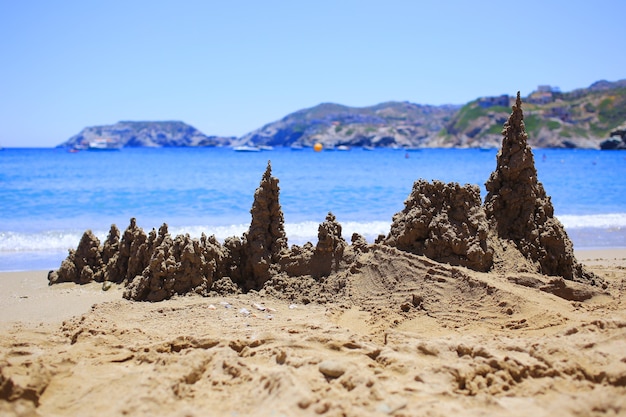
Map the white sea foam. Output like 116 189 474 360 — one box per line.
143 221 391 246
284 221 391 245
0 230 96 252
556 213 626 229
1 216 624 254
167 224 250 241
0 221 392 252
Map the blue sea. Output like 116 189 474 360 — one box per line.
1 147 625 271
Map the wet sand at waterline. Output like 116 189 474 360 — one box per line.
1 248 625 417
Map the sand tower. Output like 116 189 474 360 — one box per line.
484 93 594 283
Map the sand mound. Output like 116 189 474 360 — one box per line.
382 180 492 271
2 258 625 416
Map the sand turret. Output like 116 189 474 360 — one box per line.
123 227 217 302
48 229 104 285
241 161 288 290
383 180 493 271
313 212 347 276
484 92 595 283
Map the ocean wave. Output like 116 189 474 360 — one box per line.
284 221 391 245
147 222 391 245
1 216 623 253
556 213 626 229
0 221 392 252
0 231 90 252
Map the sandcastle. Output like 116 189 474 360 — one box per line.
48 93 599 300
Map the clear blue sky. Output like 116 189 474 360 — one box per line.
1 0 624 147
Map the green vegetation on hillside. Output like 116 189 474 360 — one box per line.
449 103 509 132
522 115 560 136
440 81 626 147
597 88 626 127
62 80 626 149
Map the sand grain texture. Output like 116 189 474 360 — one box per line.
1 252 625 416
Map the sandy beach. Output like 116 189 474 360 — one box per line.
1 248 625 417
3 99 625 416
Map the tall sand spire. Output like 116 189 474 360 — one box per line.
484 92 595 283
242 161 288 289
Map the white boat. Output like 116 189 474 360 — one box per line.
259 145 274 151
233 145 261 152
88 138 121 151
336 145 350 151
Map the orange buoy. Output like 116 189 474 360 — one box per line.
313 143 323 152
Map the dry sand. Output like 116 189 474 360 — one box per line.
1 248 625 417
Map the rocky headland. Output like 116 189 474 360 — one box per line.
231 80 626 150
437 80 626 149
49 93 601 303
58 79 626 150
62 120 235 149
233 102 458 149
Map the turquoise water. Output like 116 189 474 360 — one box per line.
1 147 625 271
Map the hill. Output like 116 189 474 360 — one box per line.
232 102 460 149
59 79 626 149
59 121 235 148
434 79 626 148
234 80 626 149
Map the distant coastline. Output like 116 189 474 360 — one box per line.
58 79 626 150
